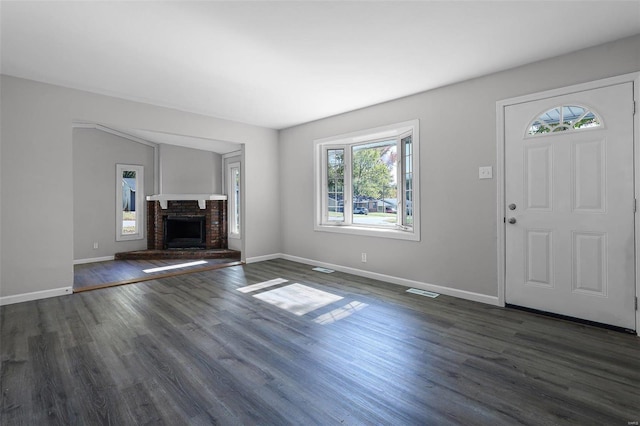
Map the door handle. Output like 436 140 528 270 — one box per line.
508 217 517 224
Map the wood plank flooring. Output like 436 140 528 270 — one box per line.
2 259 639 425
73 258 241 291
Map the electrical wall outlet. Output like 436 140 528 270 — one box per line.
361 252 367 263
478 166 493 179
93 242 99 249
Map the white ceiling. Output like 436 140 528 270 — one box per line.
122 127 242 154
2 1 640 132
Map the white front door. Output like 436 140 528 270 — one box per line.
505 82 636 330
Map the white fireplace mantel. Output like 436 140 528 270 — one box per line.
147 193 227 209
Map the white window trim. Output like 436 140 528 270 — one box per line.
116 164 145 241
314 119 420 241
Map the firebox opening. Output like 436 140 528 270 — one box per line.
164 216 206 249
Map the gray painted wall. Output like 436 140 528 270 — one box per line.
0 75 279 298
73 128 155 260
1 34 638 301
278 34 640 299
159 143 222 194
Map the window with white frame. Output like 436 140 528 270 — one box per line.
314 120 420 241
116 164 144 241
526 104 602 136
228 161 241 239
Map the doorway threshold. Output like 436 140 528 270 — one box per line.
506 304 636 335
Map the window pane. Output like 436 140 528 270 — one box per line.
232 167 240 234
352 140 396 226
122 170 137 234
327 149 344 222
527 105 601 136
573 111 600 129
402 135 413 227
405 190 413 225
562 105 585 123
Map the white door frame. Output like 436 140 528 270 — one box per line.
496 72 640 334
222 149 244 255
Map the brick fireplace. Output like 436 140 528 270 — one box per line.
147 195 227 250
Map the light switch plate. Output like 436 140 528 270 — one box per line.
479 166 493 179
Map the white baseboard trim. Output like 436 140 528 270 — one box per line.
73 255 115 265
0 286 73 306
279 254 500 306
245 253 283 264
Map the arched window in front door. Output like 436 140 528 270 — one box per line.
527 105 602 137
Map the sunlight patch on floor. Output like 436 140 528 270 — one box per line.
313 301 368 325
253 283 343 316
143 260 207 273
237 278 288 293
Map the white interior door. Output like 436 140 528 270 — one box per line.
505 82 636 330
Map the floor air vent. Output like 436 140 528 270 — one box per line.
312 267 335 273
406 288 440 298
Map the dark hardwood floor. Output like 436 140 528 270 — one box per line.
2 259 639 425
73 258 242 291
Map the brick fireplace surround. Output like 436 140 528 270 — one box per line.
147 199 228 250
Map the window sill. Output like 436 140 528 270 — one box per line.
314 224 419 241
116 234 144 242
